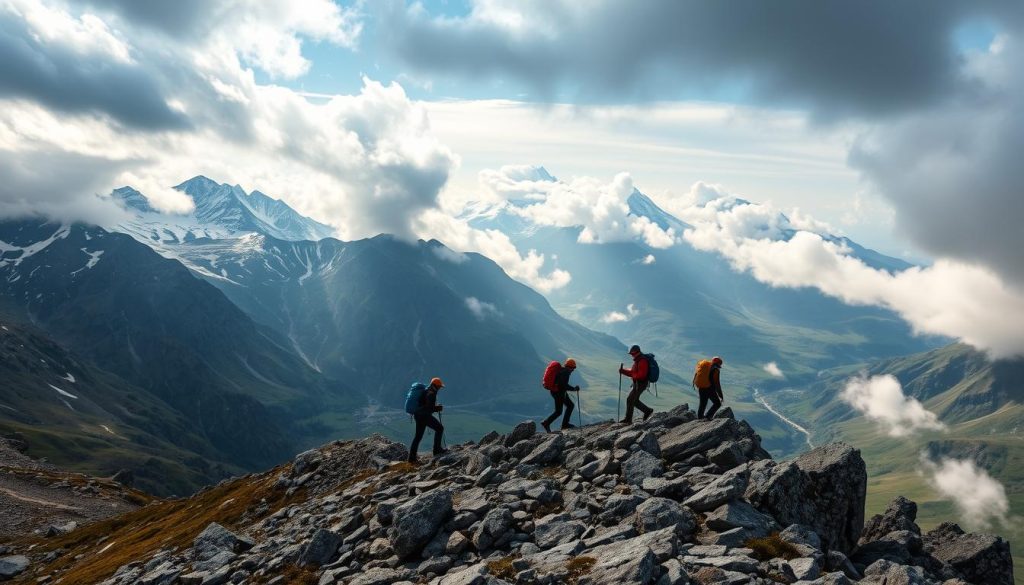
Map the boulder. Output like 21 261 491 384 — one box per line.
924 522 1014 585
521 434 565 466
472 506 513 551
860 496 920 545
0 556 29 580
745 443 866 554
298 528 343 567
861 559 927 584
635 497 696 537
533 518 586 549
583 527 680 584
621 450 664 485
683 473 746 512
504 421 536 447
704 500 775 537
193 523 253 561
388 488 453 559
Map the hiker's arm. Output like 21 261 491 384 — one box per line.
618 364 632 377
711 369 722 394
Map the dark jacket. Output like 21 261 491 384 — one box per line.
416 386 441 416
553 367 576 393
710 365 722 395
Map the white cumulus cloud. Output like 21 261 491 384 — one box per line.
763 362 784 378
840 374 945 437
921 455 1011 530
601 303 639 324
465 297 500 320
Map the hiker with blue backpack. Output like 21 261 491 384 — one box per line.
618 344 658 424
405 377 449 463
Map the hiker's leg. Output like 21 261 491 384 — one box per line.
425 415 444 453
697 389 710 419
409 416 427 461
706 392 722 419
623 384 638 422
561 393 575 428
635 381 653 416
543 392 564 427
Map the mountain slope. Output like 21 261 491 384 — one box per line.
0 219 355 482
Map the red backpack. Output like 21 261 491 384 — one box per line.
541 361 561 391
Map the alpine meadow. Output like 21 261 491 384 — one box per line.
1 2 1023 584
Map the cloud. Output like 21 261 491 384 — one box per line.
851 33 1024 287
432 246 468 264
679 188 1024 357
381 1 1024 118
0 1 456 243
481 166 677 248
840 374 945 437
601 303 639 324
763 362 784 378
465 296 500 320
921 455 1011 530
638 254 655 265
415 209 570 293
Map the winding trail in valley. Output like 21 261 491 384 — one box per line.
753 387 814 450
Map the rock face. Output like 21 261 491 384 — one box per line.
22 411 1012 585
0 556 30 580
745 442 867 554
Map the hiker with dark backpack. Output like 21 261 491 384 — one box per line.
405 377 449 463
693 357 724 419
541 358 580 432
618 345 655 424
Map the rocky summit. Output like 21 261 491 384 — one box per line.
4 405 1013 585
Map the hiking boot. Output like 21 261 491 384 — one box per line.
560 423 576 430
433 448 450 456
618 419 632 424
642 410 653 422
541 420 552 433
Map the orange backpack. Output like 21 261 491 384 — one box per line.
693 359 713 389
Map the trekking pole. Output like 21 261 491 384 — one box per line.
439 410 448 450
617 364 623 422
576 388 583 428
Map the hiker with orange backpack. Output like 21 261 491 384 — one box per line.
541 359 580 432
406 377 449 463
618 345 655 424
693 357 724 419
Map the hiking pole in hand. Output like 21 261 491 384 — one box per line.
576 386 582 428
617 364 623 422
439 410 448 450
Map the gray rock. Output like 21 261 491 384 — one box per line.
659 418 766 464
621 449 664 485
788 556 821 580
292 449 322 475
635 497 696 537
655 558 689 585
193 523 253 560
745 443 866 554
779 523 822 551
192 550 236 573
860 496 920 545
438 561 487 585
419 555 454 575
924 522 1014 585
533 518 586 549
446 531 470 555
697 527 751 548
348 567 410 585
597 493 645 526
388 488 453 559
682 472 745 512
825 550 861 580
583 527 679 584
579 451 619 481
298 528 343 567
682 554 759 573
862 559 927 584
504 421 536 447
704 500 774 536
521 434 565 466
636 431 662 457
472 507 514 551
0 556 29 580
707 441 747 471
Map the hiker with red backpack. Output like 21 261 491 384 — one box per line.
693 357 724 419
405 377 449 463
618 345 656 424
541 358 580 432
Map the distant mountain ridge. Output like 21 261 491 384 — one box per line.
112 176 335 244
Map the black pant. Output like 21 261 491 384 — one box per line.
409 412 444 461
624 380 653 423
698 387 722 419
543 390 575 428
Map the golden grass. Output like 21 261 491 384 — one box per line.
743 533 802 561
486 555 519 580
566 555 596 583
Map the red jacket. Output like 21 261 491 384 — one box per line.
620 354 649 381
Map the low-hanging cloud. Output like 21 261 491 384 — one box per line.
921 455 1011 530
679 189 1024 358
763 362 784 378
465 297 500 320
601 303 639 324
840 374 945 437
481 166 677 249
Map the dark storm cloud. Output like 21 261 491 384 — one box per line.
382 0 1024 118
80 0 214 38
0 9 189 130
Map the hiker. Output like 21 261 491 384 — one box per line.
541 358 580 432
618 345 654 423
694 356 724 419
407 377 449 463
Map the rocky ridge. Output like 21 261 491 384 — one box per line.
4 405 1013 584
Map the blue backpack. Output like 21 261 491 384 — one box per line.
404 383 427 414
644 354 660 383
